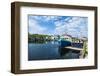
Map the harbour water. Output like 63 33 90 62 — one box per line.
28 41 81 60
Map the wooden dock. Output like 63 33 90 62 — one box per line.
64 46 83 51
64 46 84 58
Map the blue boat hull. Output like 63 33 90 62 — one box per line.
61 40 71 48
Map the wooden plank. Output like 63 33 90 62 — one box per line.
64 46 83 51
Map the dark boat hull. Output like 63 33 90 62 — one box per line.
61 40 71 48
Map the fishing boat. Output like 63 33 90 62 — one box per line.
60 40 71 48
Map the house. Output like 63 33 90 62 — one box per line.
81 37 88 41
60 34 72 42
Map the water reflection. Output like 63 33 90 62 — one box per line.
59 48 80 59
28 41 80 60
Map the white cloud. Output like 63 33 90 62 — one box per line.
29 15 41 20
30 15 62 22
29 15 58 21
28 15 88 38
54 17 88 38
42 16 57 21
54 21 64 27
54 17 72 27
29 18 46 34
64 17 72 22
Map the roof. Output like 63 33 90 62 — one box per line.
62 34 72 37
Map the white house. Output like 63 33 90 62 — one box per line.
60 34 72 41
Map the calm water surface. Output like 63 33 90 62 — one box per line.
28 41 80 60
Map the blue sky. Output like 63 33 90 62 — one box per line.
28 15 88 38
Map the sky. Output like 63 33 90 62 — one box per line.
28 15 88 38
